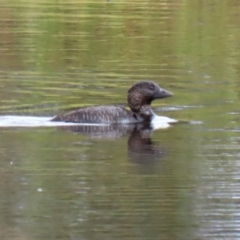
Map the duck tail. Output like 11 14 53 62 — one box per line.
51 115 61 122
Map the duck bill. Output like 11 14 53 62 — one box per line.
154 87 173 99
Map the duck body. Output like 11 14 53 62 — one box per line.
51 105 140 124
51 81 174 124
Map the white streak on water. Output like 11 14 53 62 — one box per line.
0 116 108 127
151 115 178 130
0 115 179 129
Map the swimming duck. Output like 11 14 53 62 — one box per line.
51 81 173 124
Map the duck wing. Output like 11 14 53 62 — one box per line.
51 105 138 124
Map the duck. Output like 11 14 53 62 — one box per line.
51 81 175 124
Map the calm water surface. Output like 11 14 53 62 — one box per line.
0 0 240 239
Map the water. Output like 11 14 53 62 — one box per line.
0 0 240 239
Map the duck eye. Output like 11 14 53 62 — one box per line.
149 84 155 90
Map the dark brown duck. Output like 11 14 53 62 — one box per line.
51 81 173 124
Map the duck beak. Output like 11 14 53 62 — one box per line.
154 87 173 99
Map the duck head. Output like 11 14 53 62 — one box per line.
127 81 173 114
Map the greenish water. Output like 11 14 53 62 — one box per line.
0 0 240 239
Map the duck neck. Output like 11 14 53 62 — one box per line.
132 105 155 122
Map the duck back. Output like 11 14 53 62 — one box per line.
51 105 139 124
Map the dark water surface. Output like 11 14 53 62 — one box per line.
1 0 240 239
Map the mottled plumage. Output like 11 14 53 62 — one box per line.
52 106 138 124
51 81 173 124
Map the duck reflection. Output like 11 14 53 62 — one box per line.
128 125 164 165
58 123 165 166
58 124 135 139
